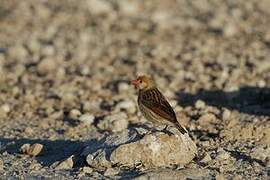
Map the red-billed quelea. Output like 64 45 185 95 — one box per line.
131 75 188 134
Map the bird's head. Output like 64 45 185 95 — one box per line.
131 75 155 90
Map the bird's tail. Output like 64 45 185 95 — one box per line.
175 123 198 156
175 123 188 134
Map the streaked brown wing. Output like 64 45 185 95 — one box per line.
140 88 178 124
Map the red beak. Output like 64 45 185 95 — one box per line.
131 79 139 88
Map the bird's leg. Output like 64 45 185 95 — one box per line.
145 125 158 135
163 125 169 132
161 125 174 136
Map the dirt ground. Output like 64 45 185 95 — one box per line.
0 0 269 179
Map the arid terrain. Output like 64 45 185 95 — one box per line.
0 0 269 179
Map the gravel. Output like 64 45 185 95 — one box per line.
0 0 269 179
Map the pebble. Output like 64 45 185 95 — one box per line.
221 109 231 121
112 118 128 132
198 113 217 125
200 152 212 163
100 112 128 132
78 113 95 125
1 104 10 113
20 143 44 156
68 109 82 120
118 82 129 92
86 0 112 15
37 58 57 75
54 155 74 170
104 168 119 176
216 174 226 180
24 127 34 135
80 166 93 174
216 148 230 161
115 100 136 114
250 146 270 162
0 159 3 171
195 100 206 109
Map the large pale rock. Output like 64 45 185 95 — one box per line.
83 129 197 169
110 132 197 168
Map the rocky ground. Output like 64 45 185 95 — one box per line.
0 0 270 179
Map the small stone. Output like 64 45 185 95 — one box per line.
258 80 266 88
20 143 43 156
112 118 128 132
216 148 230 161
118 82 129 92
198 113 217 126
1 104 10 113
86 150 111 168
86 0 112 15
78 113 95 125
0 159 3 171
250 146 270 163
37 58 57 75
54 155 74 170
20 144 31 154
69 109 81 120
224 23 238 37
115 100 136 114
28 143 44 156
195 100 206 109
216 174 226 180
221 109 231 121
24 127 34 135
29 163 42 171
104 168 119 176
80 166 93 174
100 112 128 132
200 152 212 163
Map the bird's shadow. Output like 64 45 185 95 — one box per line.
175 86 270 116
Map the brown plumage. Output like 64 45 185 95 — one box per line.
131 75 188 134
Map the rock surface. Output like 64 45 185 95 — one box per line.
83 129 197 169
0 0 270 179
111 132 197 168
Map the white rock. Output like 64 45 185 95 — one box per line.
37 58 57 75
69 109 82 120
79 113 95 125
101 112 129 132
54 155 74 170
115 100 136 114
221 109 231 121
200 152 212 163
0 159 3 171
216 148 230 161
118 82 130 92
20 143 43 157
86 0 112 15
112 118 128 132
250 146 270 162
110 132 197 168
195 100 206 109
80 166 93 174
1 104 10 113
104 168 119 176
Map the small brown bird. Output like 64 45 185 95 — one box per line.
131 75 188 134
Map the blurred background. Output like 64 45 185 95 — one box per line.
0 0 269 178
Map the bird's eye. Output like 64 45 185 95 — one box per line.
139 80 142 83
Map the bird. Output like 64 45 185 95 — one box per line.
131 75 188 134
